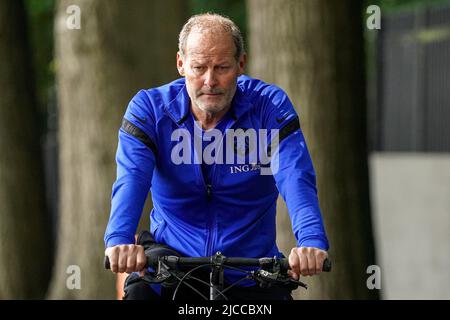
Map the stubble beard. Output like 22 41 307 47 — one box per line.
193 86 236 115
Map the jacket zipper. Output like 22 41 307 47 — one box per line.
205 117 237 257
191 118 215 257
206 184 212 200
205 183 214 256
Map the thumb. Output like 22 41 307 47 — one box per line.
287 269 298 280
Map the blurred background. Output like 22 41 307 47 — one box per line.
0 0 449 299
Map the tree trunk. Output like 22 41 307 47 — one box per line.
48 0 187 299
0 0 52 299
248 0 378 299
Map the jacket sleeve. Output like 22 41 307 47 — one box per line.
261 87 329 251
104 90 157 248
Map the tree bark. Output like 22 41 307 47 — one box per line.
247 0 378 299
48 0 187 299
0 0 52 299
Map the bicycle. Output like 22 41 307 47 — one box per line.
104 239 331 300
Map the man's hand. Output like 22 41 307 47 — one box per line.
288 246 328 279
105 244 146 274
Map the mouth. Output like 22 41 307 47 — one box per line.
202 93 222 96
199 93 223 100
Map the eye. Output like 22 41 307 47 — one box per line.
193 66 205 71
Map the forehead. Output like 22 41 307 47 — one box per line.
185 30 236 61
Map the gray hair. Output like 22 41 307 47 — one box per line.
178 13 245 60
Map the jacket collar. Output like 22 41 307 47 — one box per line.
164 82 191 125
164 79 252 126
230 82 252 121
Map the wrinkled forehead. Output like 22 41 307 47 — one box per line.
185 30 236 60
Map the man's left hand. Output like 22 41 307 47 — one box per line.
288 246 328 279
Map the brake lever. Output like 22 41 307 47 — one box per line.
253 270 308 290
287 277 308 289
140 260 182 285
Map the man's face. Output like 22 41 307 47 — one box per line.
177 31 246 114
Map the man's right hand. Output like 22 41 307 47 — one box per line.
105 244 146 274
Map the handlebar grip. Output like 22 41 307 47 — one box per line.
104 254 162 270
104 254 161 270
104 256 111 270
322 258 332 272
282 257 332 272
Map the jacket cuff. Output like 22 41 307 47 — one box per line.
298 238 329 251
105 236 135 248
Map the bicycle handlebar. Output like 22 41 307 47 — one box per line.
104 254 332 272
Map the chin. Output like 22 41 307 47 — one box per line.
199 103 226 114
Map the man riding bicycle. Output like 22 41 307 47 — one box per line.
104 13 329 300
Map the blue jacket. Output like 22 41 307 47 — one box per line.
104 75 329 283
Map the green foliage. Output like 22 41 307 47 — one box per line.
26 0 54 14
363 0 450 78
190 0 247 49
367 0 450 13
24 0 55 118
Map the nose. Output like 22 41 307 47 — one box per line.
203 68 218 88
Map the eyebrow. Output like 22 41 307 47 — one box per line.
190 60 206 64
190 59 232 65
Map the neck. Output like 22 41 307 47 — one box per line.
191 103 231 130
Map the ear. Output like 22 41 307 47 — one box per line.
238 53 247 76
176 52 185 76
